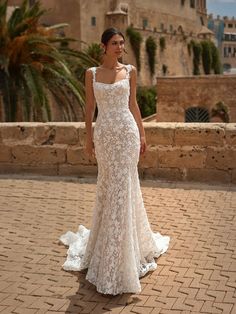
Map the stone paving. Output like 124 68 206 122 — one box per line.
0 175 235 314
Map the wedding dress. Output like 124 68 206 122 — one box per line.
59 64 170 295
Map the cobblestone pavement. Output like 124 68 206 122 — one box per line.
0 175 235 314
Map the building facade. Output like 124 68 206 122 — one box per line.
208 14 236 73
222 16 236 72
8 0 212 85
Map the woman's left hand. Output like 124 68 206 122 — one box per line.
140 136 147 155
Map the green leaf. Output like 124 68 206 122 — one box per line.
21 64 49 120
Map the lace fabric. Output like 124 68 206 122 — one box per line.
59 64 170 295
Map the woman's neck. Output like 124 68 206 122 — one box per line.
101 57 121 70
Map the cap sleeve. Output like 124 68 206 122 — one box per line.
125 64 133 78
89 67 96 83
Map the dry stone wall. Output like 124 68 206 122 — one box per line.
0 122 235 184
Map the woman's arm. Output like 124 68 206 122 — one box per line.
84 69 96 157
129 65 146 154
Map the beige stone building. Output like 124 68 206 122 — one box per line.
8 0 212 85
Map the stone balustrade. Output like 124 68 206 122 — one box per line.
0 122 235 183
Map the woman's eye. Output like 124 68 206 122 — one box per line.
112 41 124 45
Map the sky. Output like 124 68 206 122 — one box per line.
207 0 236 18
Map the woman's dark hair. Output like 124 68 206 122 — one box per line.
101 27 125 46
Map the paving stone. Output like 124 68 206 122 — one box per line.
0 176 235 313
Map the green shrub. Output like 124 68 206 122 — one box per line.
160 36 166 51
137 86 157 118
201 40 212 74
211 101 229 122
209 41 222 74
145 36 157 75
126 26 142 71
191 40 202 75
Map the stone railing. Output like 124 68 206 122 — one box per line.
0 122 235 184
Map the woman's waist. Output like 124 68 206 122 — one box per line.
94 112 138 132
96 108 133 119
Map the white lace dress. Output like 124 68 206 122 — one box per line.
59 64 170 295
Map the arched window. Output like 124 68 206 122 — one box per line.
185 107 209 122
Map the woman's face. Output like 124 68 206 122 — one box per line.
103 34 125 58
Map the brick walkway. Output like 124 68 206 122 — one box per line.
0 175 235 314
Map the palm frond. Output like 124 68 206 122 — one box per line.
43 63 85 107
46 23 69 30
19 78 32 121
7 7 24 36
1 74 17 121
25 1 48 20
7 0 47 38
0 0 98 122
21 63 50 121
0 0 7 26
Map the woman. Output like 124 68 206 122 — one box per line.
60 27 170 295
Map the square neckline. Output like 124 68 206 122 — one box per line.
92 65 131 85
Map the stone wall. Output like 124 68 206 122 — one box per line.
0 122 235 184
156 75 236 122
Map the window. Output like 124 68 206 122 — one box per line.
223 63 231 71
91 16 96 26
170 25 173 32
228 24 233 28
224 47 228 57
224 34 230 41
185 107 209 122
181 0 185 6
160 23 164 31
143 18 148 29
190 0 195 9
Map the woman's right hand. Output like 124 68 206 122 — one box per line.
84 139 96 159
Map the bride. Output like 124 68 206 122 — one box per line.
59 27 170 295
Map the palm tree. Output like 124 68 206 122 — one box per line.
0 0 99 122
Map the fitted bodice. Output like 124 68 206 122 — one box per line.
90 65 138 142
90 65 132 115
